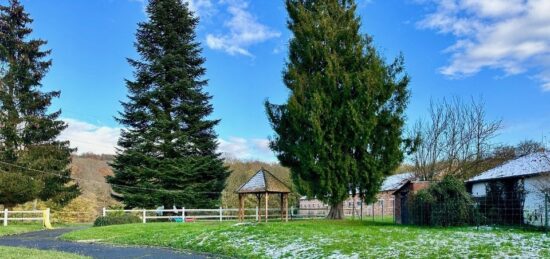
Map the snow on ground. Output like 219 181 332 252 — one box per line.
191 224 548 258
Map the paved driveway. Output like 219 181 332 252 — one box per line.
0 228 210 258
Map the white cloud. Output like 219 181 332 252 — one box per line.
417 0 550 90
185 0 215 17
59 118 121 155
205 0 281 56
59 118 276 161
217 137 276 161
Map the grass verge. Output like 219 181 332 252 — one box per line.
61 220 549 258
0 246 89 259
0 224 44 237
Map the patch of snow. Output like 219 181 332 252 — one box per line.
75 239 103 243
380 172 415 191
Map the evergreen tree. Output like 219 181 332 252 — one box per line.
109 0 228 209
0 0 79 209
266 0 410 219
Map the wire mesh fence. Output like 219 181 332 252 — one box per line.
398 191 549 230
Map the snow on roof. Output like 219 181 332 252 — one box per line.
236 168 291 193
467 152 550 183
380 172 415 191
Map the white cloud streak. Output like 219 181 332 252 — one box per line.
59 118 276 161
205 0 281 56
417 0 550 90
217 137 276 161
59 118 121 155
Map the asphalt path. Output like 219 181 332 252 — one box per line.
0 227 212 258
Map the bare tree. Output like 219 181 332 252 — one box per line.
411 97 502 180
516 140 545 157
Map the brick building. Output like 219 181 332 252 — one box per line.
298 173 414 217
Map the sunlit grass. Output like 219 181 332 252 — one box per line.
0 246 89 259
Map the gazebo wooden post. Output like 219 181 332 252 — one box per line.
256 194 262 222
280 193 284 221
265 192 269 222
284 193 288 222
238 194 244 222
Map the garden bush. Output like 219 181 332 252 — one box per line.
410 176 474 226
93 214 141 227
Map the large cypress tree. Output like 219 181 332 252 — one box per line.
0 0 79 209
266 0 410 219
109 0 228 209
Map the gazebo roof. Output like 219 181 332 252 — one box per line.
236 168 291 194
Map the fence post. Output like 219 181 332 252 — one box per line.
545 193 548 233
102 207 106 217
381 201 384 222
142 209 146 224
182 207 186 222
219 207 223 222
372 202 376 221
3 209 7 227
255 206 259 221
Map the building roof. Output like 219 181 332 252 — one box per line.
236 168 291 194
467 152 550 183
380 172 415 192
392 180 432 195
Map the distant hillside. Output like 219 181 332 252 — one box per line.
70 155 119 209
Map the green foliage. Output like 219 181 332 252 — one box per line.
410 176 473 226
93 215 141 227
409 189 433 226
0 0 79 208
108 0 229 209
265 0 410 212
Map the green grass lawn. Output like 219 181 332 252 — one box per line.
0 246 89 259
0 224 44 237
61 220 549 258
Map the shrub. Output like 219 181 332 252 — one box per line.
93 214 141 227
410 176 474 226
409 189 433 225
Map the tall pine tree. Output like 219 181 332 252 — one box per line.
266 0 410 219
0 0 79 209
109 0 228 209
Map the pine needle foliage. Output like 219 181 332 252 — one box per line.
266 0 410 218
109 0 229 209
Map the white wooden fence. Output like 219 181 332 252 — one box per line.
1 208 49 226
102 207 295 223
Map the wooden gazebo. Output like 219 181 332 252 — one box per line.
236 168 291 222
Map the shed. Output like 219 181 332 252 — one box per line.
393 180 431 224
236 168 291 222
466 152 550 226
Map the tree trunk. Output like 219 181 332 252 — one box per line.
327 202 344 219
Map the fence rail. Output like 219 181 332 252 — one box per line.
1 208 49 227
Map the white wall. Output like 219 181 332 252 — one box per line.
523 174 549 227
471 182 487 197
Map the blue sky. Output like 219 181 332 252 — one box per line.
16 0 550 161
